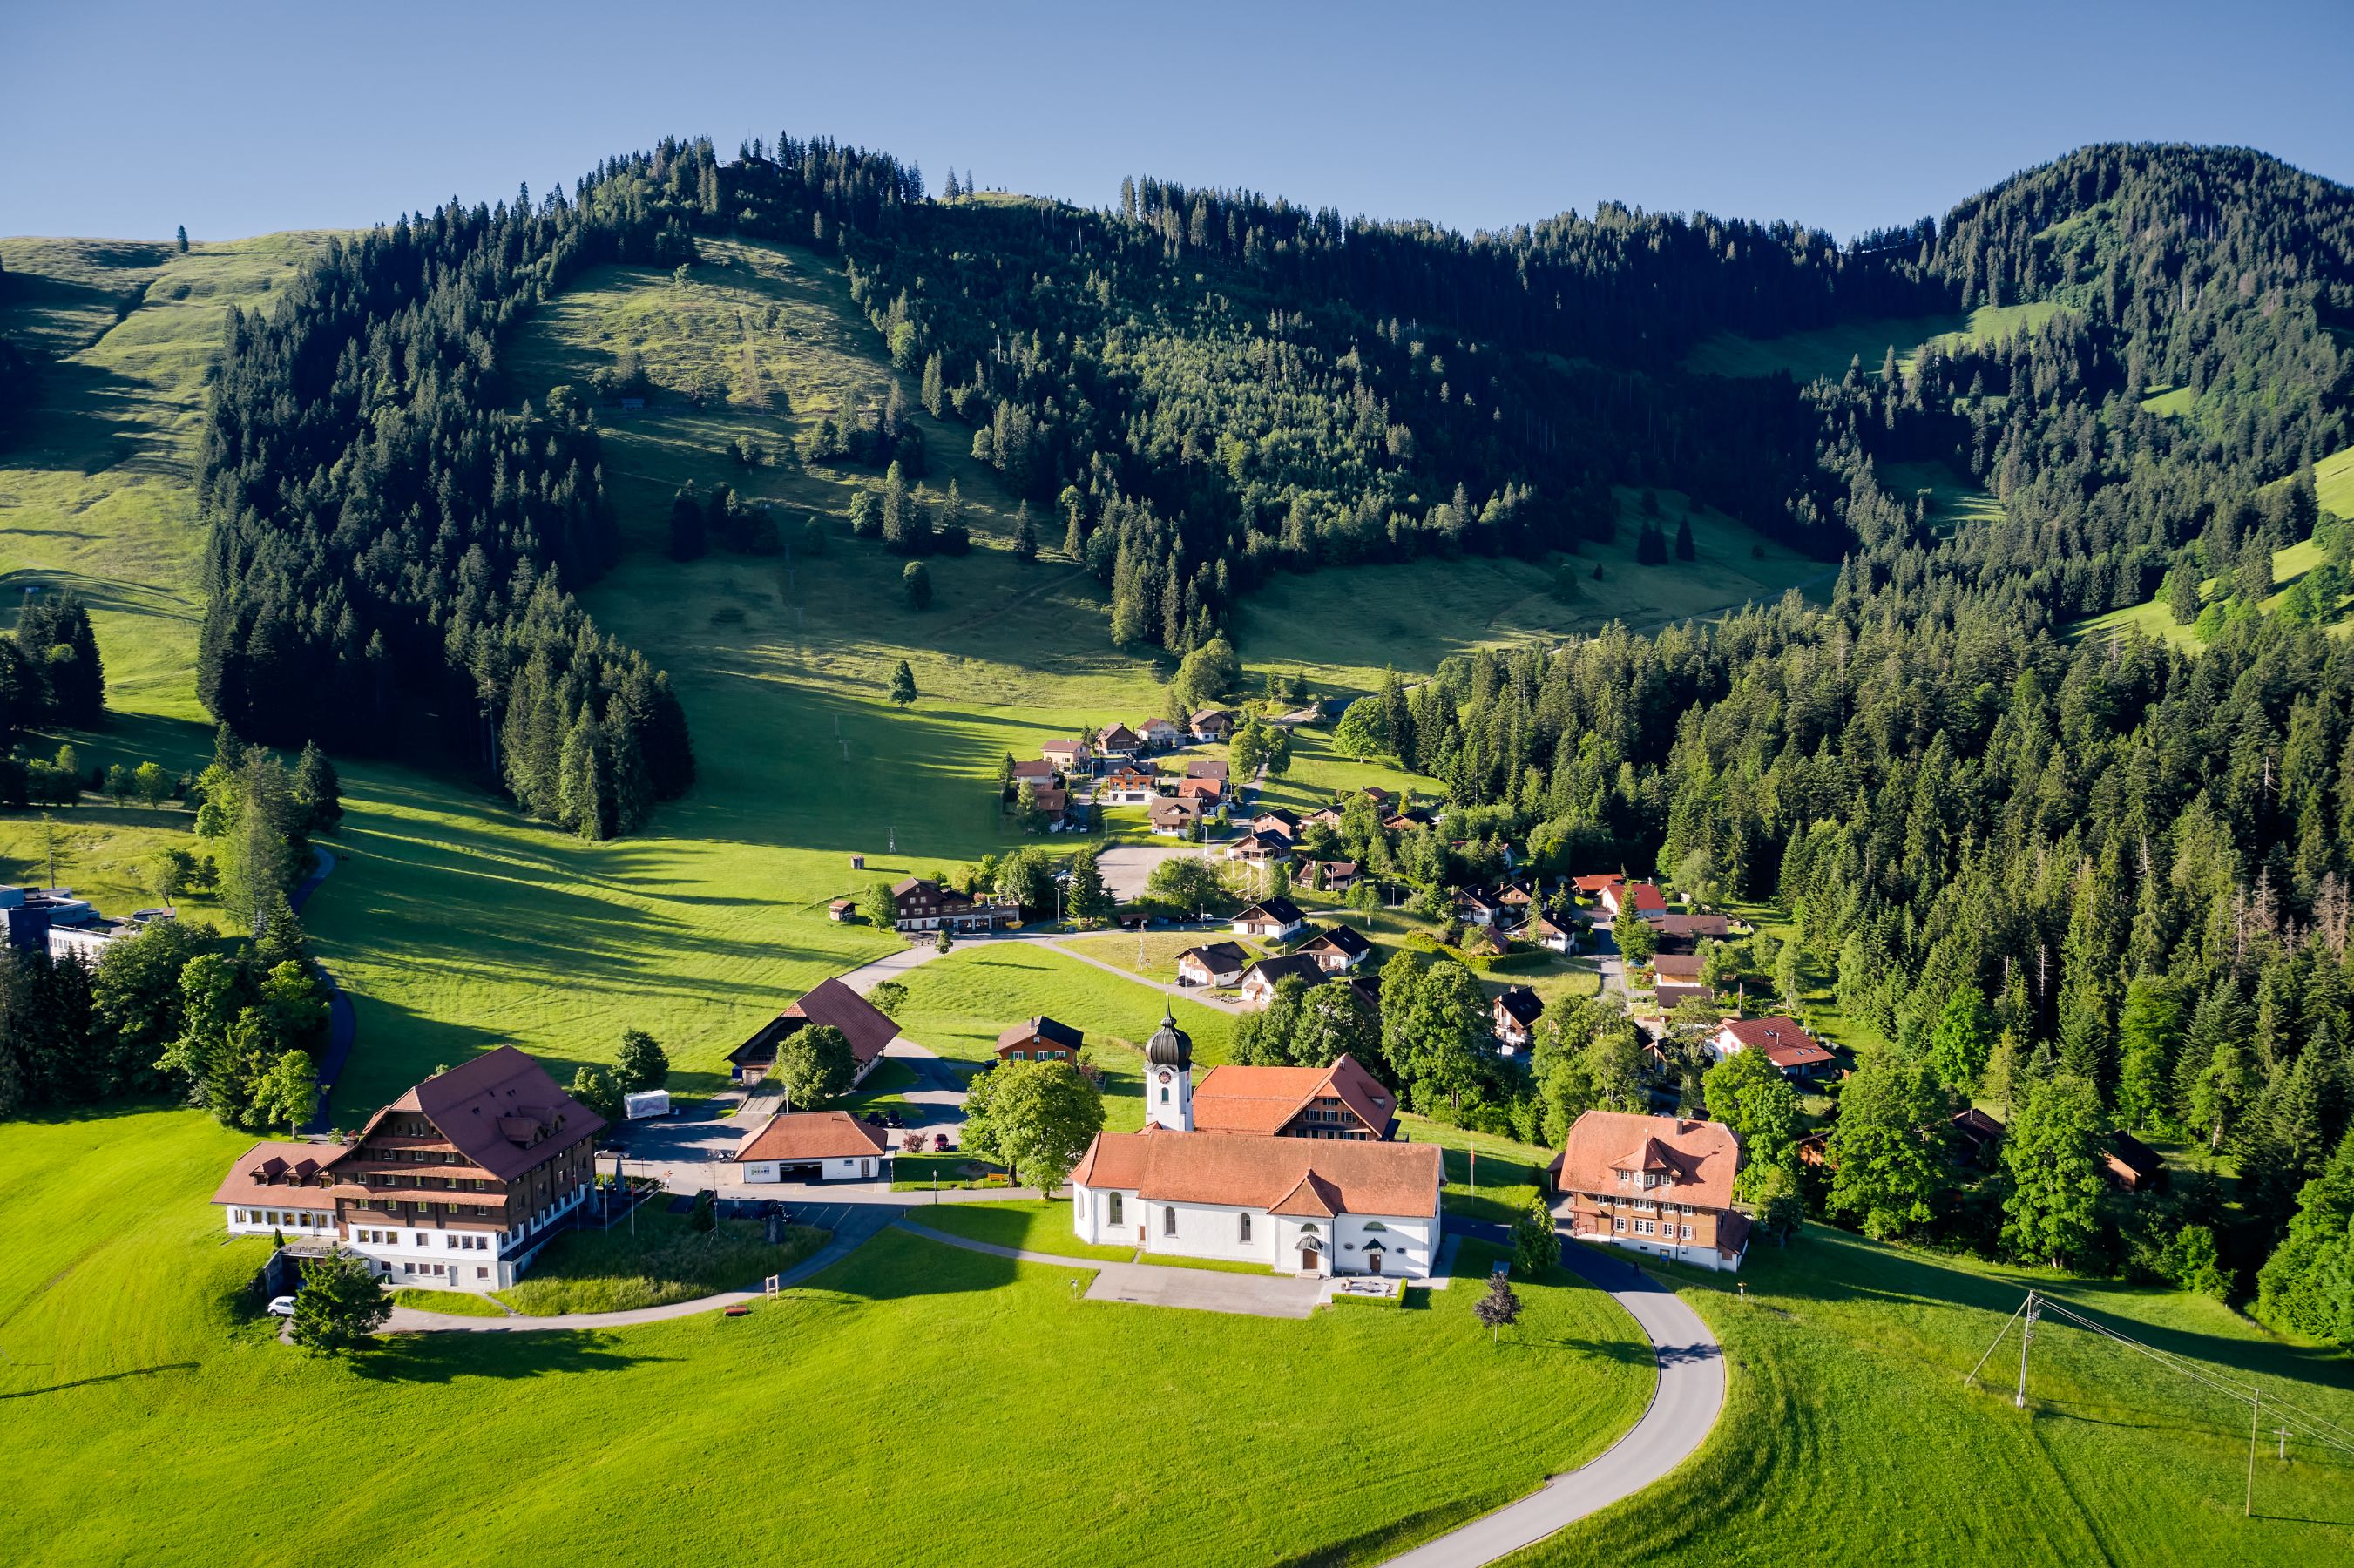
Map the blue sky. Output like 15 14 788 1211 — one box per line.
6 0 2350 242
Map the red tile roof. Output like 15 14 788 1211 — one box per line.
1548 1111 1742 1210
1071 1130 1440 1216
1191 1052 1396 1136
1715 1016 1832 1071
733 1110 890 1164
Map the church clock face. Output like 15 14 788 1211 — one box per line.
1157 1070 1173 1085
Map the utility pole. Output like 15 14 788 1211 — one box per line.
2246 1390 2259 1517
2014 1290 2037 1410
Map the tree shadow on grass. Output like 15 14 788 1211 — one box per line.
351 1330 664 1385
0 1362 200 1400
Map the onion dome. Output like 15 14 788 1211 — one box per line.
1146 1005 1193 1071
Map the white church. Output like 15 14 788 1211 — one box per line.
1069 1010 1444 1278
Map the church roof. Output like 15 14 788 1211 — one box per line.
1146 1008 1193 1069
1190 1053 1395 1137
1070 1131 1440 1218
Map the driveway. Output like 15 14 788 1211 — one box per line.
896 1219 1327 1319
1380 1234 1724 1567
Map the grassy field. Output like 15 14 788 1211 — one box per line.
2076 445 2354 649
1527 1225 2354 1566
392 1287 508 1316
906 1200 1137 1261
493 1211 829 1315
1234 487 1825 696
1878 457 2005 537
1681 302 2060 384
0 1109 1655 1568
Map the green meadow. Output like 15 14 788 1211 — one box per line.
1528 1225 2354 1566
0 1108 1654 1568
1682 301 2061 384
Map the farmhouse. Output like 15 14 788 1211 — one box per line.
1302 805 1347 831
1095 724 1144 762
1040 738 1092 772
1251 807 1300 837
1240 953 1328 1005
1029 787 1070 827
1232 897 1307 940
1297 923 1371 972
1189 709 1236 740
887 876 1019 935
1708 1016 1833 1080
729 977 903 1087
214 1048 607 1294
1600 881 1667 921
1192 1052 1398 1140
733 1111 890 1183
1492 985 1545 1052
1073 1014 1440 1275
2104 1131 2165 1192
1176 942 1251 988
1549 1110 1749 1272
996 1015 1084 1064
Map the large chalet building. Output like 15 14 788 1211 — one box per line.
1549 1110 1749 1273
1190 1053 1397 1140
887 876 1018 936
213 1046 605 1294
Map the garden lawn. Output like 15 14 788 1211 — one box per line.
907 1200 1135 1262
1523 1224 2354 1568
494 1211 828 1315
392 1288 508 1316
0 1108 1655 1568
1400 1119 1555 1227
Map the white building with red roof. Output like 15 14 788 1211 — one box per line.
1708 1016 1835 1080
1072 1012 1440 1275
732 1110 891 1183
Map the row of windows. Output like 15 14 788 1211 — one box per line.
236 1208 327 1228
351 1227 490 1250
1613 1219 1698 1240
402 1261 491 1281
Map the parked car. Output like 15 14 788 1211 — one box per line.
931 1132 952 1152
883 1110 904 1129
266 1295 297 1317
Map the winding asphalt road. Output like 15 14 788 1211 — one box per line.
1382 1240 1724 1568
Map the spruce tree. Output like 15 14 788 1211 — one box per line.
1013 501 1038 563
889 659 917 706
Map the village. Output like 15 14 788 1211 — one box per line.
210 700 2169 1328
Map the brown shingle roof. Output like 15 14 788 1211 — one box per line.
1071 1131 1441 1216
1300 923 1371 959
1715 1016 1831 1071
1191 1052 1396 1136
996 1015 1084 1052
367 1046 605 1184
780 978 902 1069
733 1111 890 1164
1548 1111 1742 1210
211 1140 345 1209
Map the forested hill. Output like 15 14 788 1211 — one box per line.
183 137 2351 841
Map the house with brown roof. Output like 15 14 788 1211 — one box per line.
1570 872 1627 897
1191 1053 1398 1140
1532 909 1575 953
1070 1128 1442 1276
1096 724 1144 762
1189 709 1236 741
1251 807 1301 837
1176 942 1251 988
1149 796 1202 836
213 1140 344 1243
996 1016 1084 1065
1040 737 1092 772
1655 982 1717 1012
220 1047 609 1294
1492 985 1545 1052
1176 774 1226 806
1225 828 1295 865
1186 758 1230 781
1232 898 1307 940
2103 1131 2165 1192
1650 953 1705 983
733 1111 890 1183
1009 757 1057 787
730 977 904 1088
884 876 1019 936
1708 1016 1834 1080
1298 923 1371 972
1654 913 1734 948
1302 859 1358 894
1239 953 1329 1006
1549 1110 1750 1272
1136 716 1184 750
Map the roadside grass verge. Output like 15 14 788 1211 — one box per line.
903 1200 1133 1262
494 1212 828 1315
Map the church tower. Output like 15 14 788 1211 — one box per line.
1144 1005 1194 1132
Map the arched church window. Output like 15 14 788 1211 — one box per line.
1363 1221 1388 1232
1163 1206 1177 1236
